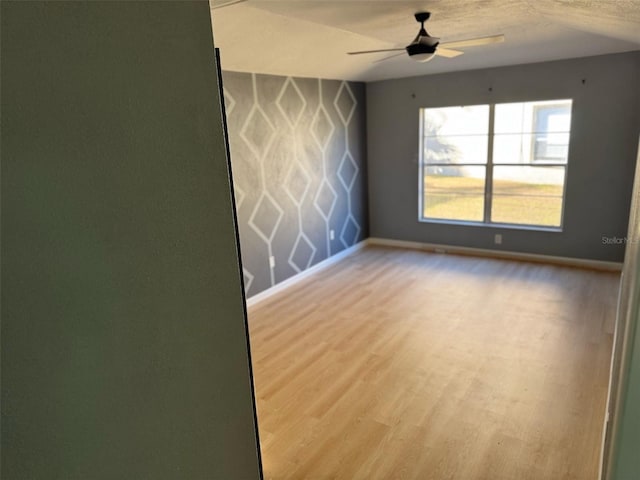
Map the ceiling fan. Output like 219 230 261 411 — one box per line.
348 12 504 63
210 0 248 9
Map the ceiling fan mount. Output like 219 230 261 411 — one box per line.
347 11 505 64
414 12 431 24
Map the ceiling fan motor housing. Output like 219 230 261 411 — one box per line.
406 43 438 56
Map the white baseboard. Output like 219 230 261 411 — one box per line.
245 240 368 308
245 237 621 309
368 237 623 272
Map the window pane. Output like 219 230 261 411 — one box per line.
494 102 527 134
423 105 489 136
424 134 488 164
494 100 572 134
423 166 486 221
491 166 565 227
493 133 569 164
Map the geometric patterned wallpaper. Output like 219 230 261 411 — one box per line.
221 71 368 297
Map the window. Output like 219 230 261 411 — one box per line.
420 99 572 229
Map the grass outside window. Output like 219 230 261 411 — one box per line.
423 175 564 227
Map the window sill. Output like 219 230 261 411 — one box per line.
418 217 563 233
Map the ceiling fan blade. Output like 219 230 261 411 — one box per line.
210 0 248 10
373 52 406 64
439 34 505 49
347 48 405 55
436 48 464 58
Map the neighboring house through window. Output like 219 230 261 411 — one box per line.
533 103 571 162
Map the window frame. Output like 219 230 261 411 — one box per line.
418 100 571 231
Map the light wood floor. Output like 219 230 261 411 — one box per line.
247 246 619 480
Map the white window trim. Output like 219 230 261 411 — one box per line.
418 101 571 231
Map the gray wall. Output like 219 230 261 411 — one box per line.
1 2 261 479
367 51 640 262
221 71 368 296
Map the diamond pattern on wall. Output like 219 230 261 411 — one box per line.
338 151 358 191
314 180 338 220
334 81 362 252
224 89 236 116
249 193 283 243
285 162 311 206
234 183 246 209
243 267 254 294
311 106 335 151
288 234 317 273
340 215 361 248
223 72 365 297
241 106 276 158
276 77 306 129
334 82 356 125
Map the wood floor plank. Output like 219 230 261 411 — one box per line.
248 246 619 480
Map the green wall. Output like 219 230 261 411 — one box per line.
613 311 640 479
1 1 261 478
608 142 640 480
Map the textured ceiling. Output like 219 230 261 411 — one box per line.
210 0 640 82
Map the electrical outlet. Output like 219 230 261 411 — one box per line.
330 229 335 240
494 234 502 245
269 256 275 268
